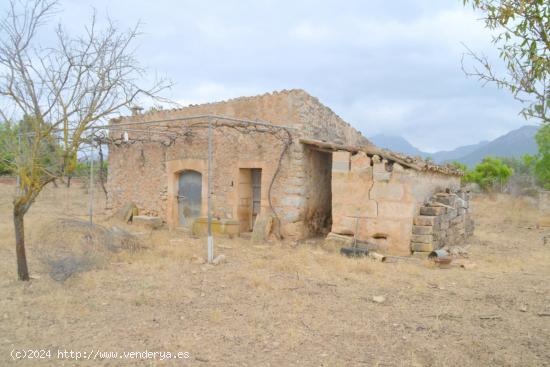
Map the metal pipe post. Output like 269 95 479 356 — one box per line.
89 141 94 226
207 118 214 263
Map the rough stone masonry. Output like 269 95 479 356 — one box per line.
107 89 472 255
327 148 467 255
412 191 475 254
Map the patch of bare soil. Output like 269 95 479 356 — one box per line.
0 184 548 366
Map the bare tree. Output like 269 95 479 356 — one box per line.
0 0 170 280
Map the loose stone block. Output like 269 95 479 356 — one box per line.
133 215 163 229
411 242 434 252
251 213 273 243
117 202 138 222
412 225 433 235
435 195 456 207
324 232 353 249
411 234 434 244
414 215 438 226
420 206 446 216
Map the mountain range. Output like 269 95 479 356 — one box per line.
369 125 540 167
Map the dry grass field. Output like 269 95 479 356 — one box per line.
0 182 549 366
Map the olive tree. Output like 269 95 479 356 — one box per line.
0 0 170 280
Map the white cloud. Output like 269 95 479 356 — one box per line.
0 0 524 151
289 21 335 42
289 7 492 52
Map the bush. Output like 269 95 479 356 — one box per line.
464 157 513 192
0 122 15 175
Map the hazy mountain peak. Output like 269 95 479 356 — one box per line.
369 125 539 166
369 134 427 157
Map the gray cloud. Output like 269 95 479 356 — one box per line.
1 0 529 151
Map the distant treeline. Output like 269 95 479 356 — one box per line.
450 124 549 193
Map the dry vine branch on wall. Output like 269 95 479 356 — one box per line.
92 118 293 239
211 120 293 239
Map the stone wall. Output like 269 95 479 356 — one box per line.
108 123 297 233
539 190 550 213
329 150 461 255
108 89 368 239
411 191 474 254
295 92 369 146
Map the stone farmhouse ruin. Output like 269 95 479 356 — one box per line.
107 89 473 256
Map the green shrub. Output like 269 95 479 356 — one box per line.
464 157 513 191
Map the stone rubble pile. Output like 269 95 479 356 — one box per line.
411 191 474 256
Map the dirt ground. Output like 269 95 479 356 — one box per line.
0 183 549 366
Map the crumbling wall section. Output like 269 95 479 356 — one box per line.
411 191 474 253
294 91 369 146
329 150 461 255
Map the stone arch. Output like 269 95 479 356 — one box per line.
166 159 208 228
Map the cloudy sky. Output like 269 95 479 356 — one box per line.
6 0 535 152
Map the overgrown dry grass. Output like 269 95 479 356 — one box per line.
0 184 548 366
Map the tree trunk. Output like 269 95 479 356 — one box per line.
13 207 30 281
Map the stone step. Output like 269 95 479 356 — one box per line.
410 234 434 244
412 225 433 235
419 206 446 216
413 215 439 226
434 195 457 207
411 242 435 252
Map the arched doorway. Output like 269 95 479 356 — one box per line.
178 170 202 226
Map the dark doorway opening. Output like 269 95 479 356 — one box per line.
304 147 333 237
238 168 262 232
